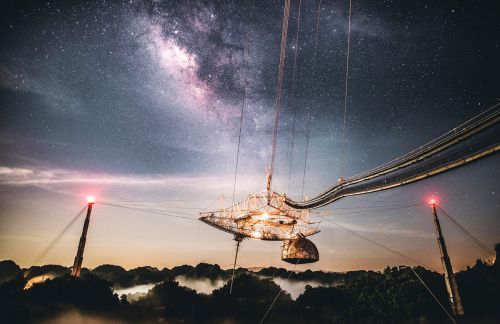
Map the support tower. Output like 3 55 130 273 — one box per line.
71 200 94 277
430 201 464 316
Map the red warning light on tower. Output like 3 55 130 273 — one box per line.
87 196 96 204
428 197 438 206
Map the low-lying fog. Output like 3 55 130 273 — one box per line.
115 276 340 301
114 283 157 302
175 275 226 294
269 277 333 299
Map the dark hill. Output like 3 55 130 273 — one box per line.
0 260 21 283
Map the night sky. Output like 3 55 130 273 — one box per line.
0 0 498 271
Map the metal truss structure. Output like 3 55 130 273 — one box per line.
286 104 500 209
199 190 319 241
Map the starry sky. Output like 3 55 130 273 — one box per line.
0 0 498 272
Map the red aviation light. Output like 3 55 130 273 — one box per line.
87 196 96 204
428 197 438 206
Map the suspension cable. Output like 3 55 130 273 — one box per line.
320 216 459 323
301 0 322 198
229 237 242 294
32 205 87 265
312 203 422 221
286 0 303 194
31 199 201 266
340 0 352 177
232 10 253 204
268 0 291 192
285 103 500 209
351 102 500 181
102 203 208 210
409 267 457 324
321 216 437 270
260 238 314 324
103 202 202 217
96 201 198 221
437 206 494 258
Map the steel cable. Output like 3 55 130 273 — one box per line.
32 205 87 266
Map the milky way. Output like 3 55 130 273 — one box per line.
0 0 498 271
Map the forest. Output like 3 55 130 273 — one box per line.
0 251 499 323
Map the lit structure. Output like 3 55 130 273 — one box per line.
281 235 319 264
200 190 318 241
199 188 320 264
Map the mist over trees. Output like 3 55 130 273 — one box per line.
0 257 499 323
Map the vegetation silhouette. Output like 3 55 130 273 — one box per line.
0 252 499 323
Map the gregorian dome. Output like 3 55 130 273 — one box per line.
281 236 319 264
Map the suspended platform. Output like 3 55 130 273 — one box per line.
199 190 319 241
